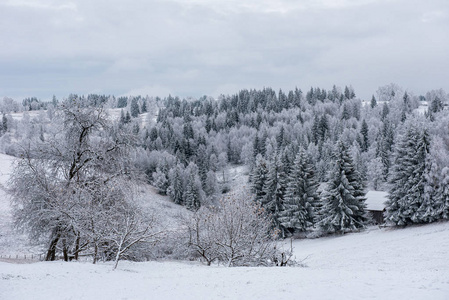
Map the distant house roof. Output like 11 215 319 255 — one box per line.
365 191 388 211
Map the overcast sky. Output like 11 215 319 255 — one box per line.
1 0 448 101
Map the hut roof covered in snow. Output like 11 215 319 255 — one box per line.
365 191 388 211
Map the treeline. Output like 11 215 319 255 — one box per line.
2 85 449 236
141 84 449 234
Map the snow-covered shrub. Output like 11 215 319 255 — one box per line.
182 191 283 267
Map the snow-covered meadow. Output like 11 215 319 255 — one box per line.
1 152 449 300
1 222 449 300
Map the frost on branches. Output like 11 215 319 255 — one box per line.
318 141 368 233
278 147 319 234
384 124 449 225
183 191 287 267
8 97 161 265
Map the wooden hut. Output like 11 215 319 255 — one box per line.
365 191 388 225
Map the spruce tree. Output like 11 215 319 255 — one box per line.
117 97 128 108
276 126 285 149
168 163 185 205
183 162 204 211
415 130 437 222
318 115 329 142
251 155 268 203
344 86 351 100
384 126 430 225
279 148 319 233
125 111 131 124
417 154 441 223
130 98 140 118
341 104 351 120
319 141 367 233
376 122 394 181
370 95 377 108
252 134 260 159
184 173 203 211
360 119 369 152
311 115 320 144
2 114 7 132
262 153 287 235
381 103 389 121
439 167 449 219
120 109 126 125
429 96 443 114
141 99 148 113
260 131 268 157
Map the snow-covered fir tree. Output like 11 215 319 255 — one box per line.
418 153 441 223
439 167 449 219
278 147 319 234
262 152 287 235
384 125 430 225
422 136 449 221
318 141 368 233
130 97 140 118
167 163 185 205
359 119 369 152
183 162 205 211
251 154 268 203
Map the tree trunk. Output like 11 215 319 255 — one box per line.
93 244 98 264
62 239 69 262
113 252 121 270
46 234 60 261
227 257 233 267
113 241 124 270
74 235 80 260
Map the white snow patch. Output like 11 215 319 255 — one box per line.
1 222 449 299
7 111 42 121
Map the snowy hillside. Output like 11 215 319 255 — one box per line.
1 143 449 299
0 154 38 256
0 153 14 239
1 222 449 300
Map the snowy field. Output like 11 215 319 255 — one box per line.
1 153 449 299
1 222 449 300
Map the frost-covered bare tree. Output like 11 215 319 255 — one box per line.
106 204 163 270
8 96 154 262
184 191 282 267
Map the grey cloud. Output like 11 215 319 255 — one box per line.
1 0 448 100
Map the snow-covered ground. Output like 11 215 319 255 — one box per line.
1 222 449 300
1 155 449 299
